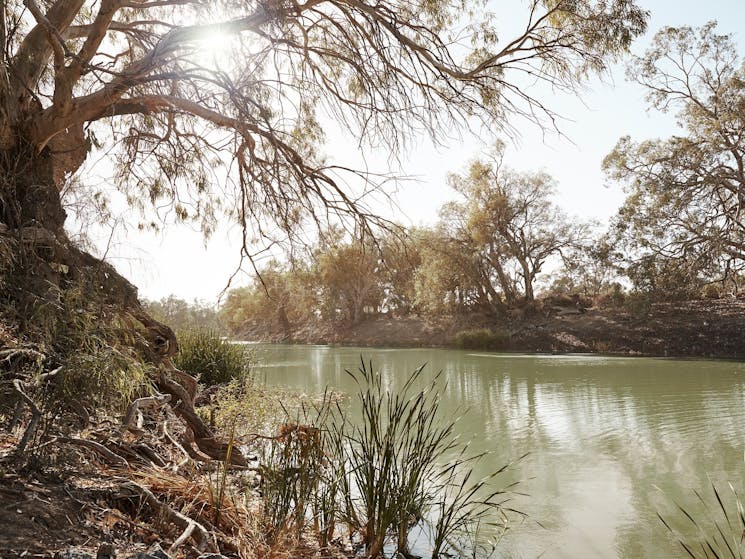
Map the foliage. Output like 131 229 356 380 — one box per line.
453 328 511 351
604 23 745 292
0 0 647 254
625 254 704 302
446 143 590 304
144 296 223 333
219 260 318 336
229 361 520 557
327 361 519 558
0 270 157 460
173 327 251 386
548 235 619 300
413 225 487 315
313 229 384 323
259 397 333 543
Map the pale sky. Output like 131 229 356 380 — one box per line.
79 1 745 304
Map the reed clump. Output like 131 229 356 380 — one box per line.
658 481 745 558
249 360 523 558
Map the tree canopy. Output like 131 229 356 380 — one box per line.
445 144 586 303
604 23 745 289
0 0 646 251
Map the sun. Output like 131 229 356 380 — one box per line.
193 27 239 68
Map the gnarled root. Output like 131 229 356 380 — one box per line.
123 394 171 433
120 481 218 554
156 371 248 466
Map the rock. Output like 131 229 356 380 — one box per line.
127 544 171 559
55 551 95 559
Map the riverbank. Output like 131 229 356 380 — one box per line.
236 299 745 359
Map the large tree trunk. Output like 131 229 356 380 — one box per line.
0 145 68 234
0 142 245 465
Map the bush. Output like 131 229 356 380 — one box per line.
174 327 251 385
452 328 510 350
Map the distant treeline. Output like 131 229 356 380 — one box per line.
219 142 743 337
144 295 223 333
202 24 745 337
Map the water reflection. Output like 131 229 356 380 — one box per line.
251 345 745 558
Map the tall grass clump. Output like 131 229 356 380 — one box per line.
259 399 333 544
658 481 745 558
453 328 511 351
236 360 521 557
327 360 522 558
174 327 251 385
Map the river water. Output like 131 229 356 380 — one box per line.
249 343 745 558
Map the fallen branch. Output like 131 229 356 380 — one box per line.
120 481 217 553
59 436 130 469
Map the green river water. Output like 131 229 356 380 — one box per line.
249 343 745 558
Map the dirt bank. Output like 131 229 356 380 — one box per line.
238 299 745 359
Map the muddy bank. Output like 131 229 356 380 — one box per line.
237 299 745 359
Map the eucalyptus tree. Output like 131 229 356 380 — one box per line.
604 23 745 291
0 0 648 255
313 228 383 323
446 143 588 303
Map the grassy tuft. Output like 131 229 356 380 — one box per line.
173 327 251 386
659 481 745 559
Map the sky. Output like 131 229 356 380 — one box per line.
81 0 745 304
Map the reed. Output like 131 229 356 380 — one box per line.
327 359 521 558
658 481 745 558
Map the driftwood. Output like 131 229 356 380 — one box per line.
120 481 217 554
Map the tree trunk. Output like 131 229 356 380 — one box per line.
0 143 246 465
518 258 534 301
0 146 68 233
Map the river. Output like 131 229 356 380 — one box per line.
249 343 745 558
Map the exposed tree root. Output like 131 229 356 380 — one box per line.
123 394 171 433
58 437 130 469
156 371 248 466
11 379 41 456
120 481 218 554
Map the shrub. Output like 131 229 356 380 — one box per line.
173 327 251 385
452 328 510 350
